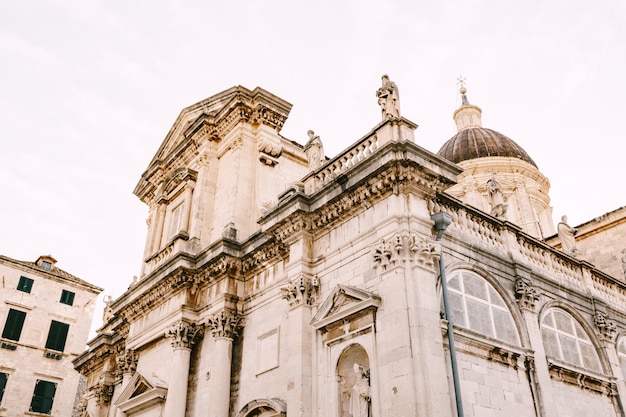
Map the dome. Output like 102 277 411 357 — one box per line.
437 127 537 168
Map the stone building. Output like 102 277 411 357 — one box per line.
0 254 102 416
74 78 626 417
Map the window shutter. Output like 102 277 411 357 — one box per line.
1 309 27 341
45 321 70 352
30 380 57 414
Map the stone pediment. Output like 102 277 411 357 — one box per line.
115 371 168 414
310 285 380 330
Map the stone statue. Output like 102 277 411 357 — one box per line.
349 363 370 417
557 215 579 256
487 173 507 218
621 249 626 278
376 74 400 119
304 130 325 170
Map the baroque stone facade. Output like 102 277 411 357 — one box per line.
74 80 626 417
0 254 102 416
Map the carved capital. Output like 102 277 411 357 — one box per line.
206 310 243 339
594 312 617 342
514 276 541 311
166 320 204 349
93 377 114 405
281 273 320 307
116 349 139 376
409 233 441 267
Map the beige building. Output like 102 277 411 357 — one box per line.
74 79 626 417
0 254 102 417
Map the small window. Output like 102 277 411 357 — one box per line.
45 320 69 352
60 290 75 306
2 309 27 341
17 276 34 293
0 372 7 404
30 379 57 414
41 261 52 271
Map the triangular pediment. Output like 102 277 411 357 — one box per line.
310 285 380 330
115 371 167 414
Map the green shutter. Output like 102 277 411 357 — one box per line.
30 379 56 414
45 321 69 352
1 309 26 341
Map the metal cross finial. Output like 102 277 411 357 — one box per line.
456 75 466 89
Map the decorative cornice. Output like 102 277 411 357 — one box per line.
242 240 289 274
372 232 440 271
206 309 243 340
166 320 204 350
281 273 320 307
514 276 541 311
116 349 139 376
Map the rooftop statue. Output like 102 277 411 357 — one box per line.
376 74 400 119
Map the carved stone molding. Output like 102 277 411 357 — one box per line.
372 233 440 270
258 138 283 166
514 276 541 311
594 312 617 342
408 233 441 267
93 375 114 405
166 320 204 350
372 238 397 270
206 310 243 340
281 273 320 307
116 349 139 377
242 240 289 274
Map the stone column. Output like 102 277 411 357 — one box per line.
151 203 167 253
181 182 195 235
514 276 557 417
114 349 139 417
206 310 243 417
163 321 204 417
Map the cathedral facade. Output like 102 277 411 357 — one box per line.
74 78 626 417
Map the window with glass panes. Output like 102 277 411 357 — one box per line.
541 309 601 372
446 270 520 346
60 289 75 306
17 276 34 293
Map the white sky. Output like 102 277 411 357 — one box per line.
1 1 624 331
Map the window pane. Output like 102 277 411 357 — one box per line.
18 276 34 293
542 328 559 359
573 321 591 341
579 343 601 372
493 308 519 345
541 311 555 327
463 274 487 300
45 321 69 352
448 292 467 327
465 298 492 336
448 276 460 290
488 287 505 307
554 310 574 335
558 334 581 366
2 309 27 341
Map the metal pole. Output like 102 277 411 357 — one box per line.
431 212 464 417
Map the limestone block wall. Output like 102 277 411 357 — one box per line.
551 379 616 417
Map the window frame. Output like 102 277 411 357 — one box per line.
0 372 7 404
45 320 70 352
17 276 34 293
1 308 27 341
29 379 57 414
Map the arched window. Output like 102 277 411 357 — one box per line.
540 309 601 372
446 270 520 346
617 338 626 379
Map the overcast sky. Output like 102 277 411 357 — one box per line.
1 1 624 331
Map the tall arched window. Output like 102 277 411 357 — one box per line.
540 308 601 372
446 270 520 346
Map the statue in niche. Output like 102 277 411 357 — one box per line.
376 74 400 119
487 173 507 218
557 215 579 256
304 130 325 170
348 363 370 417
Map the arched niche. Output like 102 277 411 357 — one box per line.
337 344 371 417
236 398 287 417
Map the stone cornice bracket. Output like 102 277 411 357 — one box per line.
166 320 204 350
594 311 617 342
206 310 244 340
281 273 320 307
258 137 283 166
514 276 541 311
251 104 289 131
116 349 139 377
